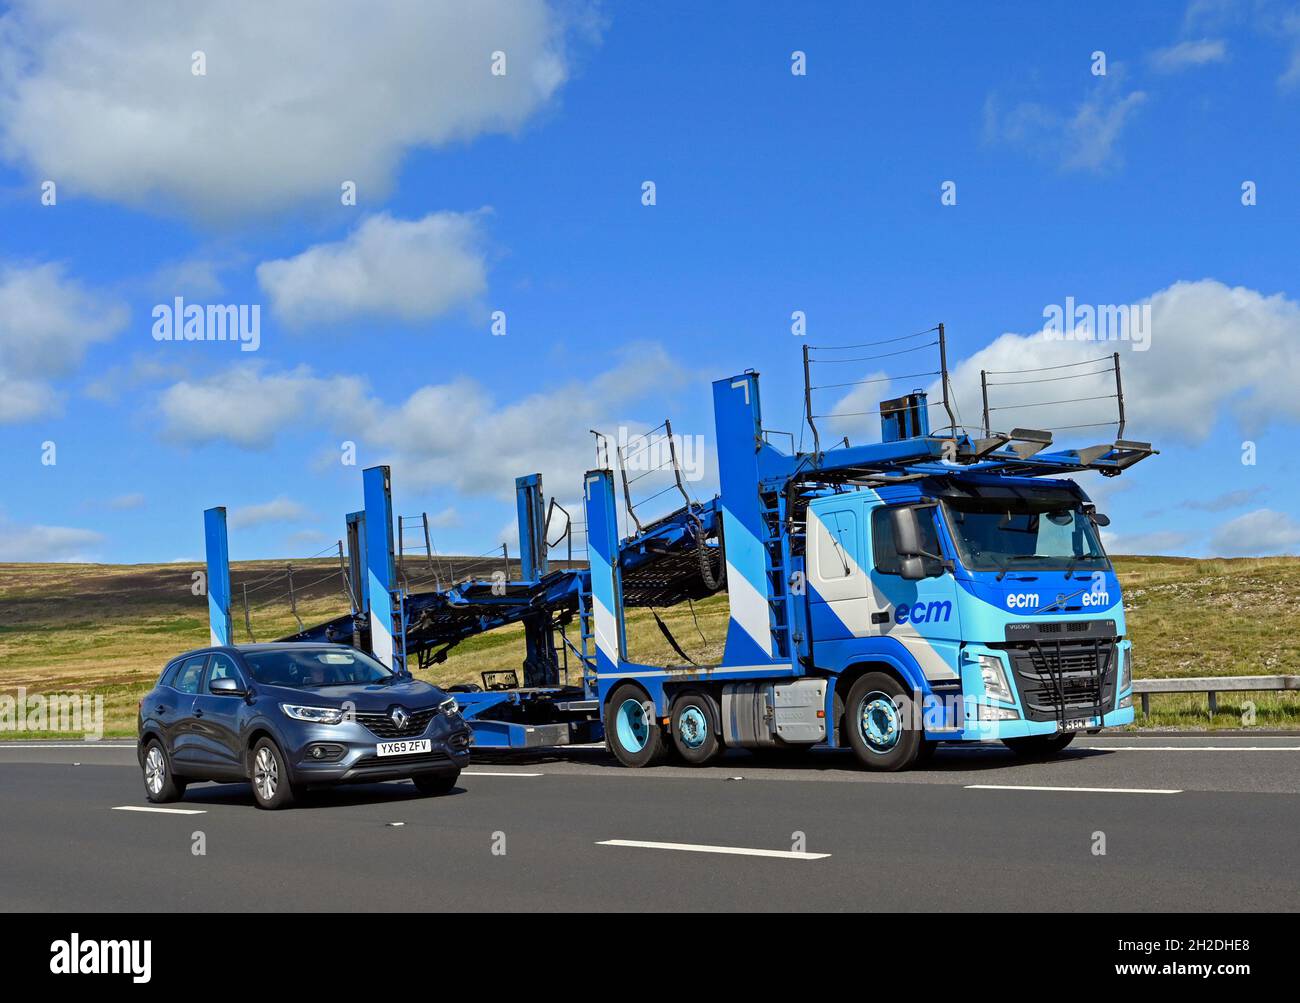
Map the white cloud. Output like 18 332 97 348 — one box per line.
1209 508 1300 557
229 496 308 529
257 212 488 326
984 79 1147 173
157 364 375 449
0 517 104 561
152 345 689 502
1150 38 1227 72
106 493 147 511
0 0 584 219
1100 529 1194 556
0 262 129 422
826 280 1300 448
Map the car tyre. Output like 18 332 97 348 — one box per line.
412 771 460 795
604 683 667 768
250 737 297 810
142 738 187 803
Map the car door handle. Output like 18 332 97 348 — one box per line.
155 705 169 714
193 708 204 718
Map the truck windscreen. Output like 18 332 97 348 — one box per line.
941 495 1110 575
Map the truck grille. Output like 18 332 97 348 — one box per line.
1007 638 1118 723
354 707 439 739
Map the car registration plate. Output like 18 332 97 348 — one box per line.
376 739 431 757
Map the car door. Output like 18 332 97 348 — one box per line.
190 653 247 777
165 654 209 766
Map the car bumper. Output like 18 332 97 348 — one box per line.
276 715 472 786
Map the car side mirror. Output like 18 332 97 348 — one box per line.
210 676 248 696
1091 512 1111 527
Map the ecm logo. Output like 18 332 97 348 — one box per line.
1081 591 1110 607
895 601 952 625
1006 593 1040 610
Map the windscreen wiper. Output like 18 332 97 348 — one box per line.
995 554 1041 581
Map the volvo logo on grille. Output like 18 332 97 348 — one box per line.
389 707 409 729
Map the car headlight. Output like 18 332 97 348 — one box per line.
1120 647 1132 691
979 654 1015 704
439 696 460 716
280 703 345 725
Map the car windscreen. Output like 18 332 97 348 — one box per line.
941 494 1110 575
241 648 394 688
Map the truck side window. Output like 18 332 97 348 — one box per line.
816 509 857 579
872 506 940 575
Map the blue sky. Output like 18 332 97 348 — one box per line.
1 0 1298 565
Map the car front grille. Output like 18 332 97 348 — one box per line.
354 707 439 739
1007 638 1118 723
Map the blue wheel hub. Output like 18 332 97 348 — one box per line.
677 706 708 749
615 698 650 753
859 691 901 753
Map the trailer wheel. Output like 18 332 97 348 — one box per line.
670 691 722 765
844 672 921 772
604 684 667 768
1001 733 1075 759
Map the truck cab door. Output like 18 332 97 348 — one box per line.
867 504 962 684
806 500 869 640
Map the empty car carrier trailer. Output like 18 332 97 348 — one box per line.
203 340 1155 771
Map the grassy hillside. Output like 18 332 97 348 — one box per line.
1 556 1297 739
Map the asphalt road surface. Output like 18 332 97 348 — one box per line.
2 735 1297 911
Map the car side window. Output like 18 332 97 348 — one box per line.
207 653 243 691
872 506 941 576
159 659 183 686
172 656 208 695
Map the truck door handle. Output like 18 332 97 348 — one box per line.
871 612 889 624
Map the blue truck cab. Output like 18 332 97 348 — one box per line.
588 368 1149 771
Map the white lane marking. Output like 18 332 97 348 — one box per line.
965 784 1181 794
597 839 830 860
112 805 207 815
1079 746 1300 751
0 743 134 749
463 771 543 777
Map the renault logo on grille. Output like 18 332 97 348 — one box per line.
390 707 409 729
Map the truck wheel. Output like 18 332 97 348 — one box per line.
844 672 922 771
1002 733 1075 759
604 684 667 768
670 691 722 765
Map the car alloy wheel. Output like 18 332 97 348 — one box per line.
254 746 278 801
144 746 165 796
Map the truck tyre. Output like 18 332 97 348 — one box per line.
670 691 722 765
1002 733 1075 759
604 684 668 768
844 672 922 772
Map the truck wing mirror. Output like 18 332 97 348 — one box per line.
890 507 924 557
899 556 927 581
1091 512 1111 527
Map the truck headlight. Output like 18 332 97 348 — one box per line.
979 655 1015 704
280 703 345 725
1120 647 1132 691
